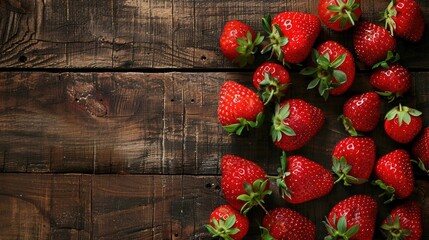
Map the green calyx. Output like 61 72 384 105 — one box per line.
258 73 289 105
300 49 347 100
412 159 429 176
338 115 361 137
332 156 367 186
376 91 402 103
372 179 396 203
385 104 422 127
267 151 292 200
205 214 240 240
380 215 413 240
271 103 296 142
380 0 398 36
234 30 264 67
237 178 272 215
327 0 360 29
261 16 289 66
260 226 276 240
223 112 265 135
372 50 400 70
323 214 360 240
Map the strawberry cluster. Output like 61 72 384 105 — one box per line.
207 0 426 239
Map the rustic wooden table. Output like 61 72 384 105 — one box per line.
0 0 428 239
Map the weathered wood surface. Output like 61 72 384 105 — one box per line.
0 0 429 69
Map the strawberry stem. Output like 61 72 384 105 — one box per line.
205 214 240 240
237 179 272 215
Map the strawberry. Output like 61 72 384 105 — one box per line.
218 81 264 135
339 92 382 136
300 40 355 100
353 21 396 67
268 152 334 204
370 62 412 101
261 207 316 240
381 0 425 42
219 20 264 67
332 136 376 185
271 99 325 151
318 0 362 31
261 12 321 64
373 149 414 203
323 194 378 240
384 104 422 144
381 201 423 240
205 204 249 240
412 127 429 175
253 62 290 104
221 155 272 214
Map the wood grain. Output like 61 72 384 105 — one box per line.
0 0 428 69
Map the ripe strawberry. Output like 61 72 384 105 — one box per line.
205 205 249 240
261 207 316 240
221 155 271 214
324 195 378 240
353 21 396 67
220 20 264 67
218 81 264 135
253 62 290 104
384 104 422 144
374 149 414 203
300 41 355 100
381 0 425 42
261 12 321 64
271 99 325 151
381 201 423 240
339 92 382 136
412 127 429 175
318 0 362 31
332 136 376 185
370 63 412 101
268 152 334 204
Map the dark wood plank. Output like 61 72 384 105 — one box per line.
0 0 428 69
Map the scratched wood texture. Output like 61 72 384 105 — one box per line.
0 0 429 239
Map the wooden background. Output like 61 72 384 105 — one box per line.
0 0 428 239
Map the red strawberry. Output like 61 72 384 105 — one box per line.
253 62 290 104
261 12 321 64
370 63 412 101
412 127 429 175
261 207 316 240
221 155 271 214
381 201 423 240
271 99 325 151
218 81 264 135
324 195 378 240
339 92 382 136
318 0 362 31
384 104 422 144
374 149 414 203
219 20 264 67
205 205 249 240
332 136 376 185
300 41 356 100
381 0 425 42
353 21 396 67
269 152 334 204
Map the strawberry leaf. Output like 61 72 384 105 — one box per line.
332 70 347 84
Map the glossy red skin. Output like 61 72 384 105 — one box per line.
353 21 396 67
316 40 355 95
220 20 256 61
252 62 290 89
283 155 334 204
221 155 268 211
375 149 414 199
332 136 376 180
272 12 321 64
384 113 422 144
318 0 362 31
263 207 316 240
390 0 425 42
209 205 249 240
370 63 411 95
217 80 264 126
412 127 429 169
382 201 422 240
327 195 378 240
274 99 325 151
343 92 381 132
